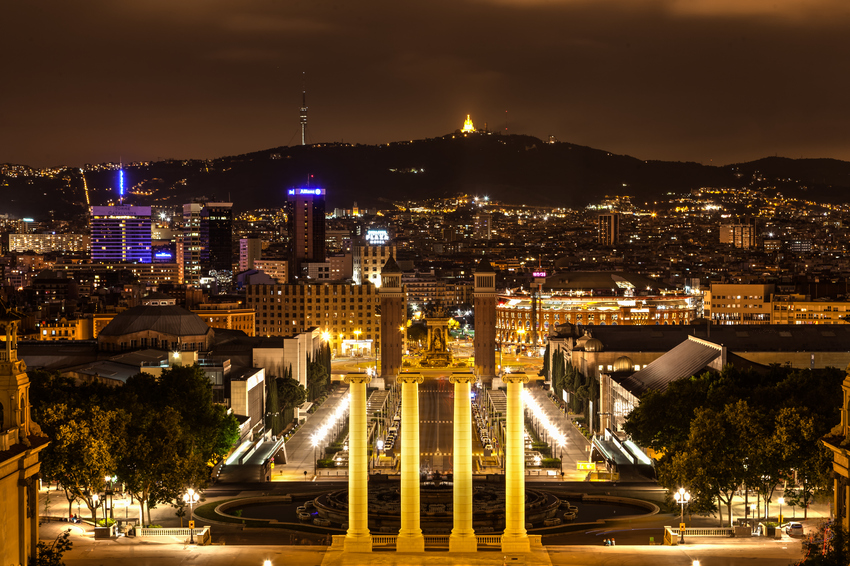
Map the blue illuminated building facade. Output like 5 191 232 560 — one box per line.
90 205 152 263
285 187 326 280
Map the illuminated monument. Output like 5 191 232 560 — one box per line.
329 257 537 564
461 114 475 133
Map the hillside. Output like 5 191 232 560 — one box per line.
3 133 850 219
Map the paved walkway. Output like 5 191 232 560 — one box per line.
274 385 351 481
524 386 592 481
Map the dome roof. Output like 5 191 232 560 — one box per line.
613 356 633 372
99 305 212 338
584 338 603 352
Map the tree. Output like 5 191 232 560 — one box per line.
660 401 754 526
306 355 329 401
39 403 124 520
277 375 307 425
119 366 239 523
539 342 550 379
31 529 72 566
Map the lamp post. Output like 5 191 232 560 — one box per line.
311 435 319 477
354 329 362 359
674 487 691 544
182 488 200 544
104 475 117 520
778 496 784 525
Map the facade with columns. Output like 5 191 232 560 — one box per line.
335 255 532 555
823 365 850 532
0 306 49 566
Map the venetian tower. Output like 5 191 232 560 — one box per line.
473 258 497 384
379 255 405 383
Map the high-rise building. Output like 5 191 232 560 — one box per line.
239 238 262 272
353 240 396 286
201 202 233 274
597 213 619 246
286 187 326 280
90 205 152 263
474 213 492 240
180 203 203 285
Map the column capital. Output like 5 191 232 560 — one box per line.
344 373 372 385
449 372 476 385
502 373 530 384
398 373 424 385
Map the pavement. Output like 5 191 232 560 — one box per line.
273 384 352 482
524 386 594 482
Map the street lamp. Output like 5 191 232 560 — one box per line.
674 487 691 544
104 475 117 520
778 496 784 525
311 436 319 477
182 488 200 544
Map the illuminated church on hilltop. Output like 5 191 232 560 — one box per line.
458 114 489 135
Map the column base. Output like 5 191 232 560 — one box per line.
449 533 478 553
501 534 530 553
343 534 372 553
396 532 425 552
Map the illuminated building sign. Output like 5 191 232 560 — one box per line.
22 218 34 222
577 461 597 471
532 271 547 278
119 169 124 197
365 229 390 245
287 188 326 196
155 252 173 259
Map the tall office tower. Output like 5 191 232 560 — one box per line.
181 203 203 285
90 205 152 263
474 212 492 240
597 212 620 246
239 238 262 272
353 230 396 286
286 187 326 281
473 258 497 385
379 255 405 381
201 202 233 274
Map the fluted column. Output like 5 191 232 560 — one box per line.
397 373 425 552
344 373 372 553
502 373 530 553
449 372 477 553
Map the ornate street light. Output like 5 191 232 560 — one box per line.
183 488 200 544
674 487 691 544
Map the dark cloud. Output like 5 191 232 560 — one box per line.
3 0 850 167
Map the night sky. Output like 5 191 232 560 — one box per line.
5 0 850 168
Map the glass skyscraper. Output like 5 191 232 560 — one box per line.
90 205 152 263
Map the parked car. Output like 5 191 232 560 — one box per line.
785 522 804 536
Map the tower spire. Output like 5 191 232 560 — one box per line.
300 72 308 146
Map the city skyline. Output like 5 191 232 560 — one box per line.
4 0 850 168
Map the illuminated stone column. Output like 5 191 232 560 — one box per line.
344 373 372 553
397 373 425 552
450 372 477 553
502 373 530 553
